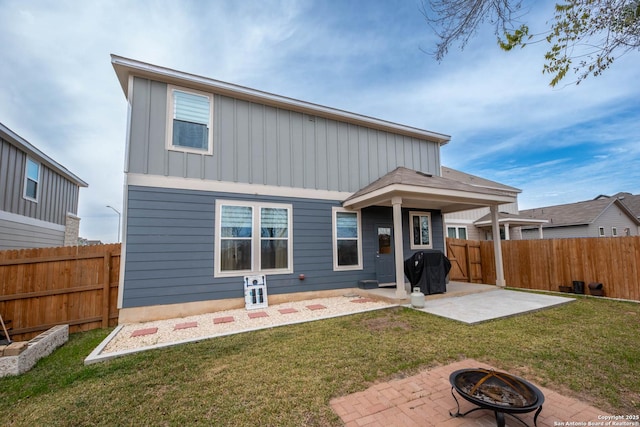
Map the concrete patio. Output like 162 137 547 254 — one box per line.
362 281 575 324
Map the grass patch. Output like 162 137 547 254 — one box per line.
1 296 638 426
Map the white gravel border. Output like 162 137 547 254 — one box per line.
85 295 396 365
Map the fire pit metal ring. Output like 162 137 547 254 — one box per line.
449 368 545 427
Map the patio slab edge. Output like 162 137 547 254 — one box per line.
408 289 575 325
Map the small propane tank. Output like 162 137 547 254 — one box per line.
410 287 425 308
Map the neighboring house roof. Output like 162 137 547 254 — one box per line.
441 167 521 194
0 122 88 188
519 197 640 228
342 167 516 213
111 54 451 145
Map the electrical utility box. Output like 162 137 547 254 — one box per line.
244 275 268 310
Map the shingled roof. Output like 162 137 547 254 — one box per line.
519 197 640 228
342 167 516 213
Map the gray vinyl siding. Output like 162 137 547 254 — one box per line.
0 137 80 225
122 185 445 308
521 204 639 239
0 217 64 250
127 77 441 190
522 225 590 239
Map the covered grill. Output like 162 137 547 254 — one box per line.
403 250 451 295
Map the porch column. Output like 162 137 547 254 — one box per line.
504 223 510 240
491 205 506 287
538 224 544 239
392 196 407 299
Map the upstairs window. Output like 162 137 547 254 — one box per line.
410 211 433 249
166 85 213 155
24 158 40 202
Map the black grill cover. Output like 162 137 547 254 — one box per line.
404 250 451 295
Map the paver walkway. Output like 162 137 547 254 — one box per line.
330 359 610 427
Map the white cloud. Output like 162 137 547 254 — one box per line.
1 0 639 242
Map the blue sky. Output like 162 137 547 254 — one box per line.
1 0 639 243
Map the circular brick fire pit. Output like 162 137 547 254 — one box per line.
449 368 544 427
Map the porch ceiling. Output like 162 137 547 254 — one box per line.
342 167 516 213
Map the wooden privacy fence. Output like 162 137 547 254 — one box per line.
445 238 483 283
0 244 120 341
448 236 640 301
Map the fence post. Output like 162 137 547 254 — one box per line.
102 251 111 328
465 243 472 283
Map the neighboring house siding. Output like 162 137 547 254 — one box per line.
123 185 444 308
0 212 65 250
0 137 80 225
127 77 441 190
595 204 639 236
522 224 590 239
444 202 519 241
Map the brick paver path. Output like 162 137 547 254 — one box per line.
330 359 610 427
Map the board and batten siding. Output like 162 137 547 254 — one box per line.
127 77 441 191
0 136 80 226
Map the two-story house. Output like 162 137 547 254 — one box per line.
111 55 516 323
0 123 88 250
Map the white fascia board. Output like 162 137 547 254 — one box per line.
475 218 549 226
343 184 516 209
0 123 88 188
111 55 451 145
126 173 353 201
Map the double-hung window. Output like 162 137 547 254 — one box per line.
332 207 362 270
410 211 433 249
166 85 214 155
447 226 467 239
24 158 40 202
215 201 292 277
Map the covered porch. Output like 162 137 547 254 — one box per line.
474 212 548 240
343 167 517 299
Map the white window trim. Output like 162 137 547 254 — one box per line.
410 211 433 249
598 226 605 237
214 200 293 278
332 207 363 271
447 225 467 239
23 157 40 203
612 227 618 236
166 84 214 155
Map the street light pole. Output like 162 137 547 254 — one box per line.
106 205 121 243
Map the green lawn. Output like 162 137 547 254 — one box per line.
1 295 639 426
